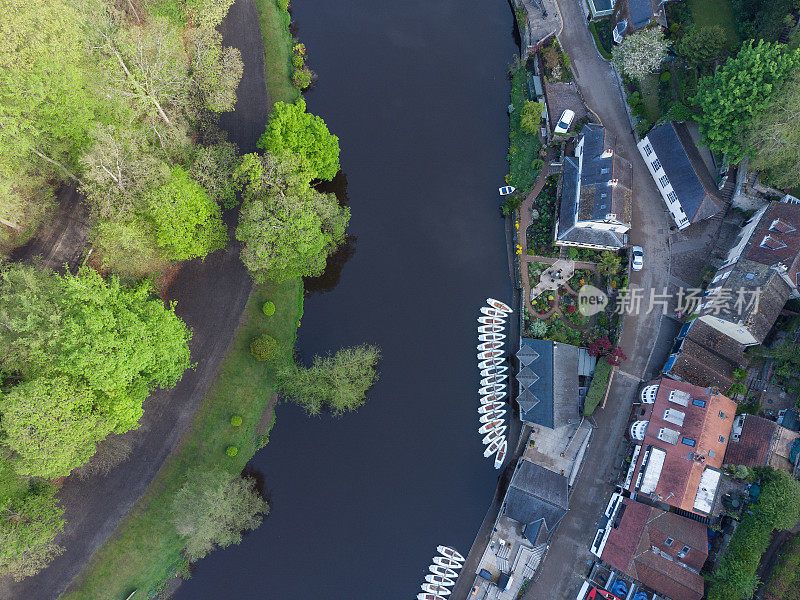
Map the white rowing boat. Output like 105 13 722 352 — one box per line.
480 365 508 377
478 332 506 343
421 583 451 597
480 307 506 317
480 374 506 387
478 401 504 413
478 384 506 396
425 574 455 587
478 358 503 370
478 324 504 334
479 409 505 423
486 298 512 313
494 439 508 469
477 316 506 325
480 391 507 403
477 349 503 360
437 545 465 563
417 594 446 600
432 556 462 569
429 565 458 579
477 340 503 351
483 426 507 445
484 435 505 458
477 419 503 435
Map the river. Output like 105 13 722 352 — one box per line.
174 1 517 598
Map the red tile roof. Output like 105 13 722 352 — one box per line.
723 414 777 468
601 498 707 600
627 378 736 515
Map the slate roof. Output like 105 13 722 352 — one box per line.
591 0 614 11
645 122 725 224
666 320 744 390
628 0 654 29
556 125 632 249
503 460 568 530
723 415 776 468
601 497 708 600
627 378 736 516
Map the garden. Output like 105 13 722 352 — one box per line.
541 39 573 83
526 175 559 256
507 61 544 194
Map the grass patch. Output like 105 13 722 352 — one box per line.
765 535 800 600
583 359 612 416
588 21 612 60
687 0 740 51
254 0 301 105
639 75 662 124
61 278 303 600
508 67 543 193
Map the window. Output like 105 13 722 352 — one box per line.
667 191 678 204
664 537 674 547
746 273 756 280
719 411 726 419
681 437 696 447
692 398 707 408
659 175 670 188
643 143 653 157
719 435 726 443
709 450 715 458
678 545 691 558
651 158 662 171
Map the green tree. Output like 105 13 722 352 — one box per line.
171 468 269 560
611 28 668 81
190 27 243 113
694 40 800 161
677 25 726 66
257 99 341 180
188 141 240 209
0 377 113 478
144 166 227 261
0 484 65 581
598 251 622 277
235 153 350 282
0 265 192 436
280 344 381 416
747 76 800 188
521 100 545 134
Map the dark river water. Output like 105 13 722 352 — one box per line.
175 1 517 598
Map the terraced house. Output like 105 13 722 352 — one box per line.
625 378 736 519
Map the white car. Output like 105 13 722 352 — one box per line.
631 245 644 271
554 109 575 135
498 186 516 196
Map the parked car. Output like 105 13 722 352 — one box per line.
498 186 516 196
554 109 575 135
631 245 644 271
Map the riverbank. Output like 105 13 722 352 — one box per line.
57 1 303 597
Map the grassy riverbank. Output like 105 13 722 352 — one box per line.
61 278 302 600
254 0 300 104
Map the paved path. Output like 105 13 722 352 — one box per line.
0 2 268 599
522 1 674 599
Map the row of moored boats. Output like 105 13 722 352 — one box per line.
417 545 465 599
477 298 512 469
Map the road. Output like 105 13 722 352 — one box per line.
0 2 266 599
522 1 676 598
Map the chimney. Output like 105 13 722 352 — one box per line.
609 179 619 187
601 148 613 158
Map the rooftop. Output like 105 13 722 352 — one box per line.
665 320 744 390
503 459 569 529
627 378 736 516
600 497 707 600
724 414 777 468
645 122 725 224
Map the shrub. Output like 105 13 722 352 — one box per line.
250 334 278 361
660 71 671 82
230 415 243 427
728 382 747 396
262 301 276 316
225 445 238 457
584 360 612 416
276 0 289 10
733 367 747 380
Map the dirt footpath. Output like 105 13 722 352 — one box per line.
0 1 268 598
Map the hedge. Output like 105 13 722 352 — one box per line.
583 359 612 416
588 22 613 60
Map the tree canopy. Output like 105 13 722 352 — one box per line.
0 265 192 445
676 26 727 66
235 152 350 282
257 99 341 180
694 40 800 161
171 468 269 560
279 344 381 416
611 28 668 81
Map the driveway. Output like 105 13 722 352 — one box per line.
522 0 676 598
0 1 266 598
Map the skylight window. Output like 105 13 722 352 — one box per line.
760 234 787 250
770 218 796 234
681 437 696 447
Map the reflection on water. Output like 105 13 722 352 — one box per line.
304 170 356 295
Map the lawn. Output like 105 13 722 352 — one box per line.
61 278 303 600
765 535 800 600
686 0 740 51
508 67 543 193
254 0 300 105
